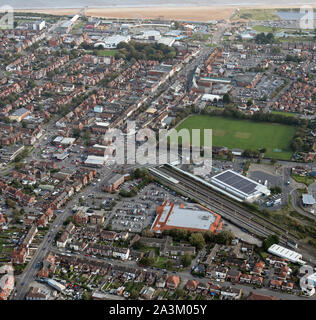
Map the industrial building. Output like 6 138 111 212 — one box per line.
151 201 222 234
84 155 108 167
101 173 125 193
268 244 305 265
53 136 76 147
210 170 271 202
158 37 176 47
9 107 30 122
134 30 161 41
45 279 65 292
94 35 131 49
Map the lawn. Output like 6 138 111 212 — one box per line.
271 111 297 118
231 9 280 21
96 50 118 57
175 115 296 160
291 174 315 187
252 25 280 33
189 33 212 42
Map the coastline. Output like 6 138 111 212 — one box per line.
14 4 316 22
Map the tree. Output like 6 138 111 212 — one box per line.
166 260 174 269
262 235 279 251
247 99 254 107
130 289 139 300
255 32 274 44
271 47 281 55
227 151 234 162
203 231 215 243
223 93 231 104
142 229 154 238
6 198 16 209
72 128 81 138
181 253 192 267
132 241 144 250
82 291 91 300
215 230 234 245
243 149 253 158
270 186 282 195
189 232 206 250
139 257 154 267
175 288 185 299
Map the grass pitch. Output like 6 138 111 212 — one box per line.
175 115 296 160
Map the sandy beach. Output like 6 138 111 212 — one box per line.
15 4 316 22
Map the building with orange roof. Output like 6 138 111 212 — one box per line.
151 201 222 234
166 275 180 290
185 279 198 291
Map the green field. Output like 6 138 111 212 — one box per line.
271 111 297 118
175 115 296 160
252 25 281 33
231 9 280 21
96 50 118 57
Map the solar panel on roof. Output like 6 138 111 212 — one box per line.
214 171 257 195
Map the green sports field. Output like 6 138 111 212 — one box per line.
175 115 296 160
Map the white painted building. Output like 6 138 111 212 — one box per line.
94 35 131 49
210 170 271 202
112 248 130 260
268 244 305 265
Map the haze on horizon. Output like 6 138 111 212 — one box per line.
3 0 316 10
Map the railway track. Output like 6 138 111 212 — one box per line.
162 165 296 236
150 165 298 244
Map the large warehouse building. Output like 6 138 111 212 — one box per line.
210 169 270 202
151 201 222 234
94 35 131 49
268 244 305 265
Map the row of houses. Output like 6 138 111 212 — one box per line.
11 224 38 264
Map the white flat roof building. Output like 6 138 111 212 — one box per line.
95 121 110 128
167 205 216 230
201 94 223 102
60 137 76 145
302 194 316 205
94 35 130 49
151 202 221 233
84 155 108 167
158 37 175 47
268 244 305 265
210 170 271 202
134 30 161 41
